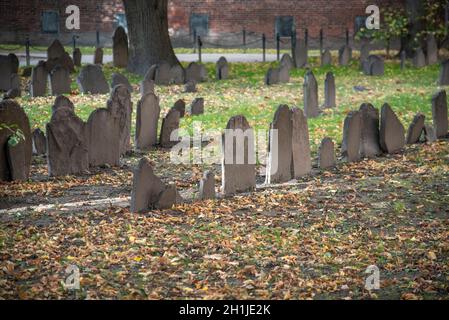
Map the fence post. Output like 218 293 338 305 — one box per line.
276 33 280 61
262 33 266 62
96 30 100 47
291 29 297 59
243 28 246 52
198 36 202 63
305 28 308 47
72 34 77 52
25 38 30 67
193 29 197 53
319 29 323 54
346 28 349 46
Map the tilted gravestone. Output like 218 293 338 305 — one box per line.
341 111 362 162
94 47 103 65
46 96 89 176
216 56 229 80
359 103 381 158
0 54 19 91
32 128 47 155
77 64 109 94
318 137 336 169
184 80 197 93
185 62 207 83
173 99 186 117
111 72 133 93
291 107 311 178
406 113 425 145
107 85 133 155
140 79 155 96
303 70 319 118
339 45 352 66
413 48 426 68
222 115 256 195
431 89 448 139
0 100 32 182
49 65 71 95
199 170 215 200
293 39 308 68
280 53 294 70
112 26 128 68
190 98 204 115
323 72 336 109
73 48 82 67
160 108 180 148
438 60 449 86
31 61 48 97
135 93 160 150
379 103 405 154
362 55 384 76
265 67 280 85
278 65 290 83
321 49 332 67
426 34 438 65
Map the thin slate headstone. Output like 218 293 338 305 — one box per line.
140 79 155 96
339 45 352 66
156 184 179 210
48 65 71 95
184 80 197 93
6 136 27 181
360 44 370 63
379 103 405 154
431 89 448 139
424 124 437 143
363 55 384 76
318 137 336 169
135 93 160 150
438 60 449 86
185 62 207 83
321 49 332 67
173 99 186 117
32 128 47 155
291 107 312 178
359 103 381 158
31 61 48 97
303 70 319 118
112 26 128 68
9 74 21 97
47 39 65 60
73 48 82 67
0 100 32 182
77 64 109 94
341 111 362 162
216 56 229 80
265 67 280 85
154 61 172 85
170 65 185 84
107 85 133 155
222 115 256 195
94 47 103 65
278 65 290 83
199 171 215 200
0 54 17 91
280 53 294 70
9 53 19 74
323 72 336 109
426 34 438 65
293 39 308 68
46 40 74 73
413 48 426 68
190 98 204 115
406 113 425 144
159 108 180 148
111 72 133 93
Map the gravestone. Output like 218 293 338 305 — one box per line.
291 107 311 178
46 40 75 73
9 74 21 97
426 34 438 65
32 128 47 155
30 61 48 97
0 100 32 182
135 93 160 150
9 53 18 74
160 108 180 148
173 99 186 117
265 67 280 85
170 65 185 84
321 49 332 67
359 103 381 158
406 113 425 144
360 44 370 62
293 39 308 68
379 103 405 153
303 70 319 118
77 64 109 94
280 53 294 70
46 96 88 176
199 171 215 200
49 65 71 95
266 105 293 184
222 115 256 195
73 48 82 67
156 184 179 210
154 61 172 85
438 60 449 86
185 62 207 83
140 79 155 96
184 80 197 93
190 98 204 115
6 135 27 181
323 72 336 108
341 111 362 162
216 56 229 80
107 85 133 155
363 55 384 76
111 72 133 93
424 125 437 143
278 65 290 83
339 45 352 66
144 64 157 82
0 54 17 91
431 89 448 139
318 137 336 169
94 47 103 65
413 48 426 68
47 39 65 60
112 26 128 68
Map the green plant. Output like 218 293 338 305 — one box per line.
415 0 449 47
0 123 25 147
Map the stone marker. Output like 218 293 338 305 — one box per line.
135 93 160 150
47 39 65 60
360 44 370 63
49 65 71 95
291 107 312 178
426 34 438 65
9 53 19 74
280 53 294 70
185 62 207 83
173 99 186 117
318 137 336 169
413 48 426 68
9 74 21 97
77 64 109 94
170 65 185 84
107 85 133 155
199 171 215 200
140 79 155 96
406 113 425 144
156 184 179 210
216 56 229 80
94 47 103 65
46 96 89 176
111 72 133 93
293 39 308 68
303 70 319 118
363 55 384 76
46 40 75 73
359 103 381 158
112 26 128 68
321 49 332 67
439 60 449 86
32 128 47 155
424 124 437 143
323 72 336 108
0 100 32 182
154 61 172 85
379 103 405 153
190 98 204 115
278 65 290 83
431 89 448 139
73 48 82 67
144 64 157 82
265 67 280 85
160 108 180 148
339 45 352 66
184 80 197 93
222 115 256 195
341 111 362 162
0 54 18 91
30 61 48 97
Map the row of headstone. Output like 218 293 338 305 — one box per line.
413 34 439 68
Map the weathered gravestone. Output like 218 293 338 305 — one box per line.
46 40 75 73
146 62 184 85
424 125 437 143
184 80 197 93
0 54 19 91
431 89 448 139
359 103 381 158
170 65 185 84
32 128 47 155
185 62 207 83
30 61 48 97
216 56 229 80
293 39 308 68
154 61 172 85
111 72 133 93
278 65 290 83
135 93 160 150
439 60 449 86
190 98 204 115
49 65 71 95
426 34 438 65
318 137 336 169
140 79 155 96
0 100 32 182
173 99 186 117
77 64 109 94
379 103 405 154
199 170 215 200
303 70 319 118
341 111 362 162
222 115 256 195
406 113 425 144
112 26 128 68
265 67 280 85
160 108 180 148
413 48 426 68
360 44 370 63
339 45 352 66
280 53 294 70
94 47 103 65
323 72 336 109
46 96 89 176
73 48 82 67
107 85 133 155
291 107 312 178
362 55 384 76
321 49 332 67
8 74 21 98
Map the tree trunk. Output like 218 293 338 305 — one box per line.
401 0 425 57
123 0 180 75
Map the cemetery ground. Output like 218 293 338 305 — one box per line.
1 54 449 299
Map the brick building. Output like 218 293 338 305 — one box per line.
0 0 405 48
